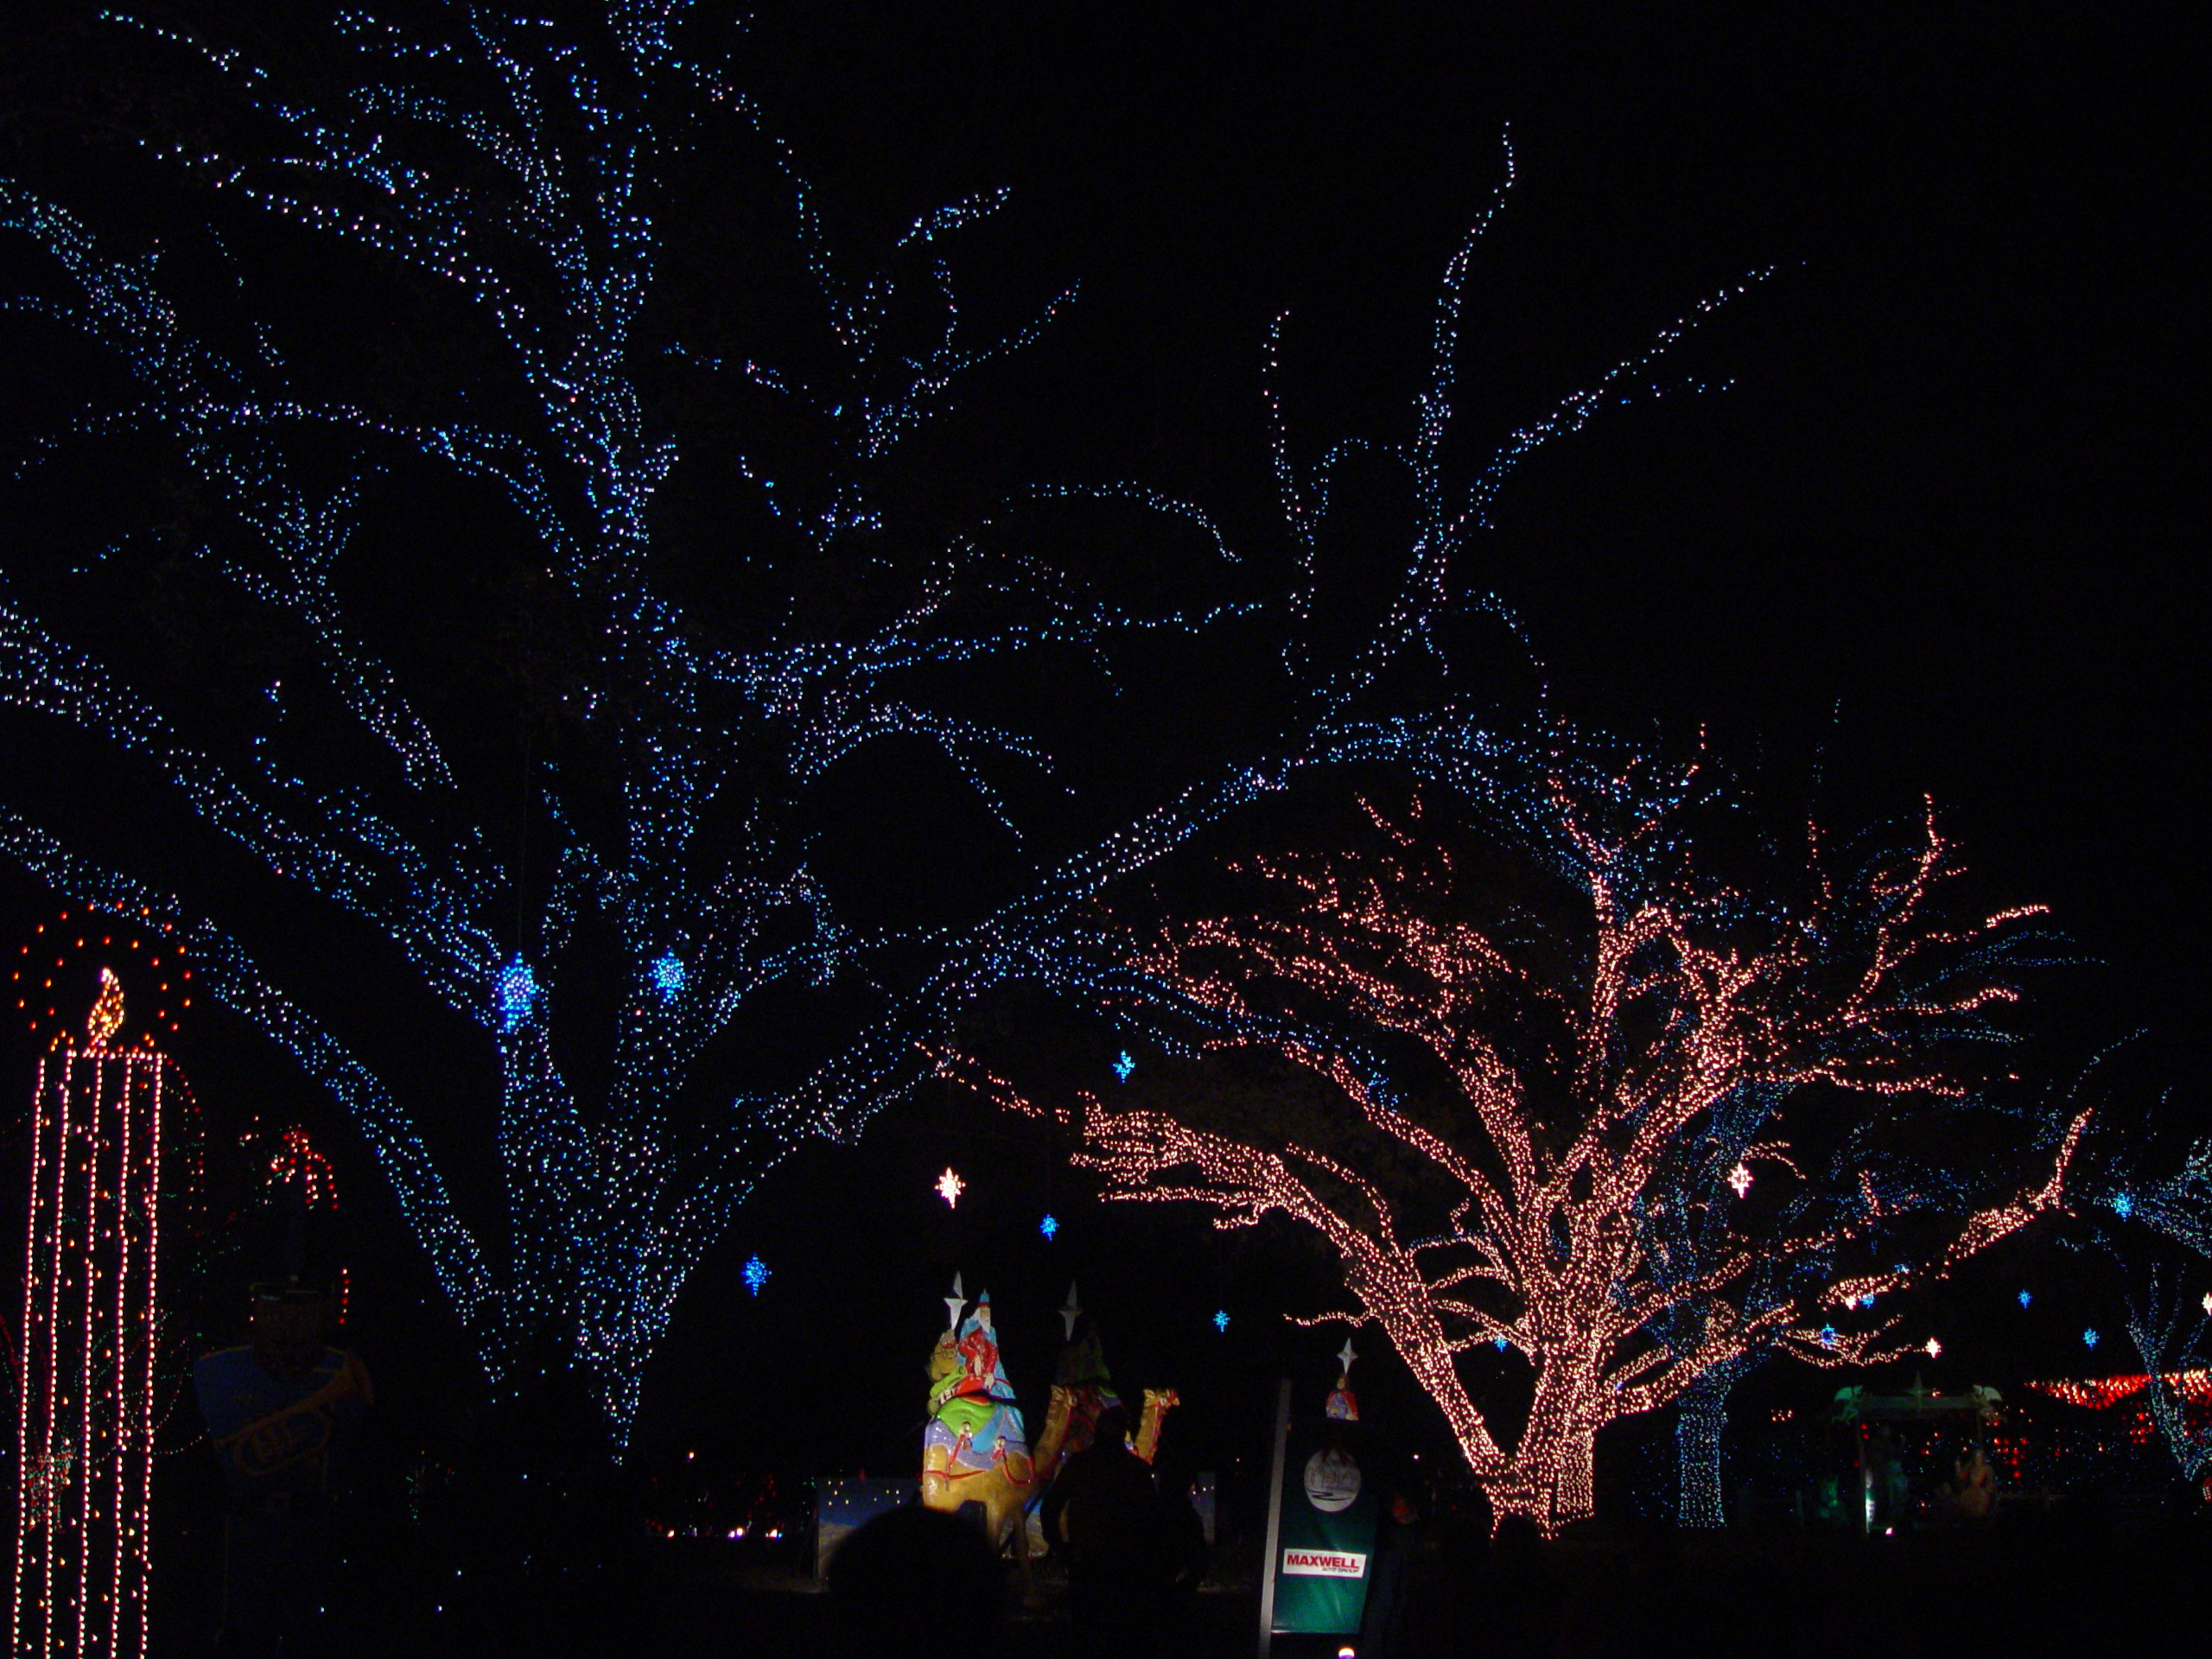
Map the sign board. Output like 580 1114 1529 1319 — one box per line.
1266 1416 1382 1636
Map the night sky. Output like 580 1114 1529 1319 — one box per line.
0 3 2198 1497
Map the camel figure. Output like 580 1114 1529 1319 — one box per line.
920 1334 1182 1552
1133 1387 1179 1463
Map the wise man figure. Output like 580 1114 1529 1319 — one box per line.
957 1294 1013 1400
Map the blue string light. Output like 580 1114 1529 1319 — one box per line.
0 13 1787 1452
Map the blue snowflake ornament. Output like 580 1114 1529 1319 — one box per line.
495 955 537 1033
652 952 684 1002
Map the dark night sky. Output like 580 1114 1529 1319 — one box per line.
0 3 2200 1485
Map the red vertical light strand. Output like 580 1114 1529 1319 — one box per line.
12 984 169 1659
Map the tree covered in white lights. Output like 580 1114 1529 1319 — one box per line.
954 751 2088 1534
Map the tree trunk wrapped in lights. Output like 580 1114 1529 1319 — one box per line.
953 753 2088 1535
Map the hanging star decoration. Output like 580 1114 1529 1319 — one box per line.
935 1167 964 1208
1326 1338 1360 1421
1923 1337 1942 1359
2018 1289 2032 1308
1112 1051 1135 1083
1492 1336 1510 1352
1213 1309 1230 1333
1039 1213 1059 1240
2082 1328 2100 1350
85 968 124 1050
2113 1192 2135 1220
2202 1292 2212 1318
741 1255 770 1296
1061 1282 1083 1340
1726 1162 1753 1199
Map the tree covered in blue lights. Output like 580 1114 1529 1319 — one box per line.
0 3 1260 1440
0 4 1760 1445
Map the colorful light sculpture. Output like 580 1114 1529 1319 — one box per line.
12 972 171 1659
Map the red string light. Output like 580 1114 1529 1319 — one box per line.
946 781 2080 1535
12 974 170 1659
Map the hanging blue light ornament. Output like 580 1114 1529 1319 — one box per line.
651 952 684 1003
1112 1052 1135 1083
2082 1328 2100 1350
1819 1326 1840 1350
2018 1289 2032 1308
1492 1336 1510 1352
2112 1192 2134 1220
495 955 537 1033
1039 1214 1059 1240
741 1255 770 1297
1213 1310 1230 1333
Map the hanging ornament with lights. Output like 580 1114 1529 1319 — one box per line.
935 1168 965 1209
1039 1213 1058 1240
13 962 177 1659
741 1255 771 1297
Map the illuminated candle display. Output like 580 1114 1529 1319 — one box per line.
12 971 173 1659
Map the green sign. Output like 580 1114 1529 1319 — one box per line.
1268 1419 1382 1635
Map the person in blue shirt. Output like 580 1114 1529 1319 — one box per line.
192 1283 371 1656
